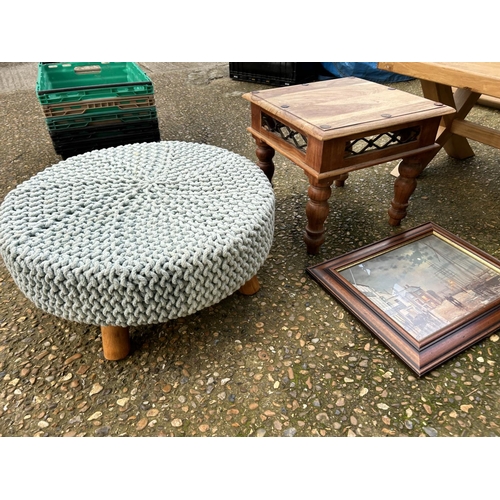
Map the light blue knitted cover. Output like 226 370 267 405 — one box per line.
0 141 275 327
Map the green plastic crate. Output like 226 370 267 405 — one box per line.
42 95 156 117
36 62 154 105
45 107 158 131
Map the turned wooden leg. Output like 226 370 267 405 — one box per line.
334 173 349 187
101 325 130 360
304 176 334 255
388 155 427 226
255 138 275 183
239 275 260 295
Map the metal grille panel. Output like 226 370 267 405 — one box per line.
262 114 308 151
262 114 420 159
345 127 420 157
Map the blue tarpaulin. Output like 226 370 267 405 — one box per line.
321 62 414 83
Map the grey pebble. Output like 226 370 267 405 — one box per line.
95 426 110 437
255 428 266 437
423 427 438 437
283 428 297 437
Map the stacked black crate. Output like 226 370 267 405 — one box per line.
36 62 160 159
229 63 318 86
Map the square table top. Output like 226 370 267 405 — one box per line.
243 77 454 141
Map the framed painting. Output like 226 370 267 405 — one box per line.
307 222 500 376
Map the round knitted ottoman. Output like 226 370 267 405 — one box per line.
0 141 275 360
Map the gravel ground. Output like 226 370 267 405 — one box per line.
1 63 500 443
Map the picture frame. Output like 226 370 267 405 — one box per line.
307 222 500 376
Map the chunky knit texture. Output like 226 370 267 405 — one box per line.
0 141 275 327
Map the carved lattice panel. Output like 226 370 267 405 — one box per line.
262 114 308 151
261 114 420 159
345 127 420 157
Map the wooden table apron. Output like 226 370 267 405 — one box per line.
378 62 500 162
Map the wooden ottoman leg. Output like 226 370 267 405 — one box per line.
239 275 260 295
101 325 130 361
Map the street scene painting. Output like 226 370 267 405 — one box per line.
339 234 500 341
307 223 500 375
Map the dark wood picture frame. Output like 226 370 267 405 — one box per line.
307 222 500 376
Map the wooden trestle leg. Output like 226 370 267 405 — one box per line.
101 325 131 360
420 80 478 161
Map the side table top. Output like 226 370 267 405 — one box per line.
243 78 455 140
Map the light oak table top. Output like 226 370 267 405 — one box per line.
378 62 500 158
378 62 500 98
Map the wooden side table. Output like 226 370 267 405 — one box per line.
243 77 455 254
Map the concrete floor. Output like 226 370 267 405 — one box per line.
1 63 499 444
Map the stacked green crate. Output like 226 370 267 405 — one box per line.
36 62 160 159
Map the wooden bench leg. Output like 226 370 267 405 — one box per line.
101 325 130 360
239 275 260 295
420 80 478 161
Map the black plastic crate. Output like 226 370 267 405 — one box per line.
52 129 161 159
229 62 318 86
49 119 160 143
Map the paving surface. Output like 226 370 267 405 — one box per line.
1 62 500 437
